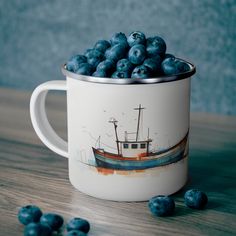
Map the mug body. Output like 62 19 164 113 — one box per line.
66 75 190 201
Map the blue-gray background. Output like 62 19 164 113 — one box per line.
0 0 235 115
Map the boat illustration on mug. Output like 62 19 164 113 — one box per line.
92 105 188 170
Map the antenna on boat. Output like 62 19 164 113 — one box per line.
134 104 145 141
109 118 120 155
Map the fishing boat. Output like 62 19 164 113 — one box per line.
92 105 188 170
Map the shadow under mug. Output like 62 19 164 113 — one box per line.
30 59 196 201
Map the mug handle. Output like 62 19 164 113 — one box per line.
30 80 68 158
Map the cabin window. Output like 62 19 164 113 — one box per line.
140 143 146 149
123 143 129 149
131 144 138 149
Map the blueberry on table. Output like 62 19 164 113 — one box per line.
146 36 166 57
127 31 146 47
92 70 107 77
18 205 43 225
131 65 150 79
96 59 115 75
143 57 162 75
105 44 127 62
94 40 111 53
24 222 52 236
66 55 87 72
128 44 146 65
40 213 64 231
148 195 175 217
76 63 94 76
111 71 130 78
110 32 128 47
184 189 208 209
66 230 87 236
66 217 90 233
116 58 134 73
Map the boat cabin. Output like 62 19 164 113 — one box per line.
119 140 150 158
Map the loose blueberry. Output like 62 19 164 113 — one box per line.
148 195 175 217
96 59 115 75
143 56 162 74
110 32 128 47
66 55 87 72
86 49 105 68
184 189 208 209
111 71 130 78
94 40 111 53
105 44 127 62
67 218 90 233
116 58 134 73
24 222 52 236
131 65 150 79
128 44 146 65
127 31 146 47
76 63 94 76
146 36 166 57
92 70 107 77
18 205 43 225
66 230 87 236
40 213 64 231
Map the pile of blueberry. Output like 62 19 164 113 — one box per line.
18 206 90 236
149 189 208 217
66 31 190 79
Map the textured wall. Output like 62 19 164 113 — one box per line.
0 0 235 115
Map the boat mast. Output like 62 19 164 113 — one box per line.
134 104 145 141
109 119 120 155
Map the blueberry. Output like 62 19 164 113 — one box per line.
184 189 208 209
128 44 146 65
18 205 43 225
84 49 93 58
176 60 190 73
116 59 134 73
111 71 130 78
161 57 178 75
66 55 87 72
76 63 94 76
127 31 146 47
105 44 127 62
94 40 111 53
40 213 64 231
131 65 150 79
96 59 115 75
92 70 107 77
164 53 175 59
148 195 175 217
146 36 166 57
66 230 87 236
86 49 105 68
143 56 162 74
110 32 128 46
67 218 90 233
24 222 52 236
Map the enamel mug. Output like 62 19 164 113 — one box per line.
30 59 196 201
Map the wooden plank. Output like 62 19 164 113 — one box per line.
0 87 236 235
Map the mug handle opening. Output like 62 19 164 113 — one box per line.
30 80 68 158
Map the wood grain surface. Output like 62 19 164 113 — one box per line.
0 87 236 236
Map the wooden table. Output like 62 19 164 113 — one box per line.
0 87 236 236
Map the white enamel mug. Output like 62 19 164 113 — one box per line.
30 59 195 201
